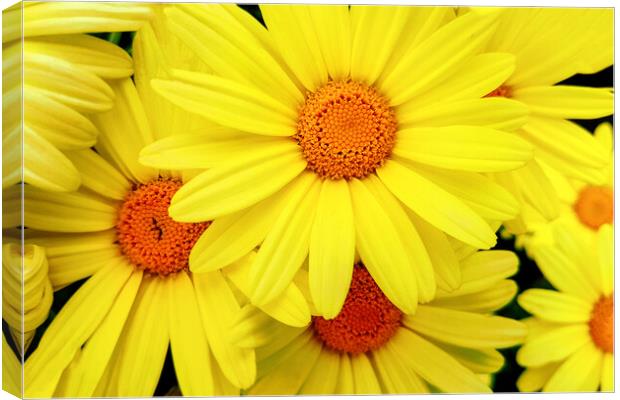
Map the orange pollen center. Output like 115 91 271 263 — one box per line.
485 84 512 98
116 178 210 276
589 295 613 353
294 80 397 180
312 264 402 354
573 185 613 230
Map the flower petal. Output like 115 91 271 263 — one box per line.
512 86 613 119
518 289 593 323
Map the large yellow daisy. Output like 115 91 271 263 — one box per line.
141 4 533 318
516 223 613 392
229 249 525 394
2 1 152 192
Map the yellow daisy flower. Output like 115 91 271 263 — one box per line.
478 7 614 228
2 243 53 354
230 249 526 394
141 4 533 318
2 1 152 192
14 11 313 396
516 223 613 392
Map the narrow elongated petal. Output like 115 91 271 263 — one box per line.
544 342 603 392
349 178 418 314
170 149 306 222
394 126 533 172
351 353 381 394
512 85 613 119
377 160 495 249
299 351 340 394
518 289 593 323
392 329 491 393
308 5 351 80
404 306 526 349
249 174 320 306
309 179 355 318
64 150 131 201
516 324 590 368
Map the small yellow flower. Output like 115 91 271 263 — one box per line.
517 223 613 392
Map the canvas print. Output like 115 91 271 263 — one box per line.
1 2 614 397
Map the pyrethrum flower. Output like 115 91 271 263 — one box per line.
479 7 614 231
2 2 152 192
516 223 613 392
231 249 525 394
142 4 533 318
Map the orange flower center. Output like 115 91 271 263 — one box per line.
295 80 397 180
589 295 613 353
485 84 512 98
116 178 210 276
312 264 402 354
573 186 613 230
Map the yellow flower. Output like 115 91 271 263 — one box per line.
230 250 525 394
2 243 53 353
2 1 152 192
478 7 614 231
516 223 613 392
141 4 533 318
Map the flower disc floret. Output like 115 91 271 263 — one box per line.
312 265 402 354
589 295 613 353
573 186 613 230
295 80 397 180
116 178 210 276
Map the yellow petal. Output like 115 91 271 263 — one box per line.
19 2 152 40
24 262 132 398
544 342 603 392
372 343 429 393
110 276 169 397
381 11 498 105
25 87 98 150
597 224 614 297
431 279 517 314
404 305 526 349
192 271 256 389
398 97 528 132
377 160 495 249
309 179 355 318
512 85 613 119
348 178 418 314
64 149 131 201
23 129 81 192
165 5 302 106
407 211 461 292
363 175 436 303
25 53 113 113
394 126 533 172
54 269 142 397
2 334 21 397
516 324 590 368
249 330 321 395
249 174 320 306
601 353 613 392
518 289 593 323
413 166 520 222
92 79 157 184
139 131 294 170
434 343 504 374
351 353 381 394
299 351 340 394
335 354 354 394
516 363 560 392
25 34 133 79
167 273 215 396
170 149 306 222
392 328 491 393
224 254 311 328
308 5 351 80
152 70 297 136
24 186 117 233
190 186 290 273
349 6 410 86
259 5 328 91
407 52 515 108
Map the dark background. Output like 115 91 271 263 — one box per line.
3 5 613 395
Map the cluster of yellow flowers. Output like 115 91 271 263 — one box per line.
2 3 614 396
